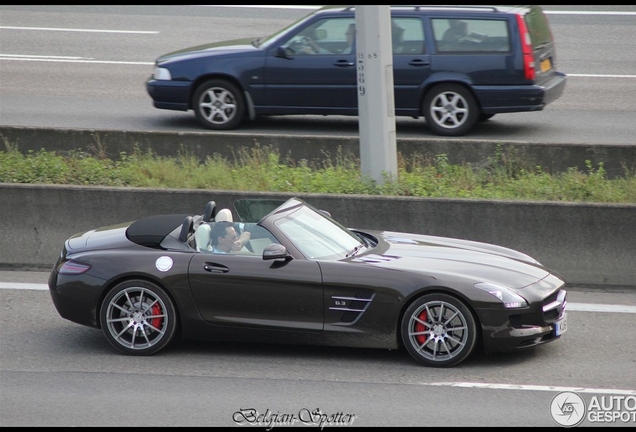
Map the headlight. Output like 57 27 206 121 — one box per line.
153 67 172 80
474 282 528 308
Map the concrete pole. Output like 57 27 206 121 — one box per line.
355 5 398 185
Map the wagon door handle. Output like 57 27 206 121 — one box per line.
409 59 430 67
334 59 354 67
203 263 229 273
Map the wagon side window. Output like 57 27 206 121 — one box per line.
432 18 510 53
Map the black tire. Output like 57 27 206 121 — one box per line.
401 293 477 367
422 84 479 136
100 280 177 356
193 79 246 130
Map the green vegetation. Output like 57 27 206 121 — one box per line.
1 141 635 203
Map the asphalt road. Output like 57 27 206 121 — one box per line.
1 6 636 427
1 5 636 144
1 272 635 427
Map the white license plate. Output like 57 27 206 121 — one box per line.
554 313 568 336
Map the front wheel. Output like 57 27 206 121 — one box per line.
193 79 246 130
99 280 177 356
422 84 479 136
401 293 477 367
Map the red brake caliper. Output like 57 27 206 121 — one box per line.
150 303 163 329
415 311 428 345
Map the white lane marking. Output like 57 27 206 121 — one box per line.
545 11 636 15
568 74 636 79
0 56 152 65
0 26 158 34
427 382 636 395
0 282 49 291
567 302 636 313
2 283 634 313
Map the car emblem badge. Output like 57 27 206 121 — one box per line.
155 256 173 272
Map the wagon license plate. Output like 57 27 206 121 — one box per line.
540 58 552 73
554 313 568 336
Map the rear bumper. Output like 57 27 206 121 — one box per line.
146 79 192 111
475 72 567 113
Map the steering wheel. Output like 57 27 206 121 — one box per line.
289 35 315 54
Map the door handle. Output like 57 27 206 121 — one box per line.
203 263 229 273
409 59 430 67
334 60 354 67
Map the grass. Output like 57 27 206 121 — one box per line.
1 139 635 203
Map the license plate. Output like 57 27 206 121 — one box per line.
540 58 552 73
554 313 568 336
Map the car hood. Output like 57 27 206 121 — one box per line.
156 38 259 64
353 230 552 289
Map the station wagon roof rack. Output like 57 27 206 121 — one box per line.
338 5 503 13
392 5 500 12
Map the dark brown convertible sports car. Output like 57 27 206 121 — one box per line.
49 197 568 367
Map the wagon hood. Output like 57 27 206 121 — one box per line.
355 230 555 289
156 38 259 64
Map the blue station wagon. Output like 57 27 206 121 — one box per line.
146 5 566 136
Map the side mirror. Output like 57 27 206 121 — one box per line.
263 243 291 261
315 28 327 40
276 46 294 59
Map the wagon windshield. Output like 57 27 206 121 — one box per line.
274 204 364 260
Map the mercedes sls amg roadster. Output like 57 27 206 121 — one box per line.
49 197 568 367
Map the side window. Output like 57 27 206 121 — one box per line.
391 17 425 54
432 18 510 53
283 18 356 56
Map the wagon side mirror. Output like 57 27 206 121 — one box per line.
276 46 294 59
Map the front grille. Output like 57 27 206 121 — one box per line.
542 289 567 324
509 314 523 328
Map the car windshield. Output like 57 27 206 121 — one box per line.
274 204 364 260
253 10 315 48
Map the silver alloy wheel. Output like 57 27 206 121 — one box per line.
407 300 469 362
193 79 246 130
429 90 469 130
422 83 479 136
401 293 477 367
199 86 237 125
103 285 170 352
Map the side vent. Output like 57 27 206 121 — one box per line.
330 292 375 325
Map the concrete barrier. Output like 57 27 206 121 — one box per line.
2 183 635 288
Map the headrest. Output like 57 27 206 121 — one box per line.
194 223 212 251
215 208 233 223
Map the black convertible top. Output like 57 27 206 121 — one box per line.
126 214 188 247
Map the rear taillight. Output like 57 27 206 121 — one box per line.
516 14 535 81
58 260 91 275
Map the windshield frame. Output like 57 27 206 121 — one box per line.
270 200 365 260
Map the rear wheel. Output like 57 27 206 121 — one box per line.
100 280 177 355
193 79 246 130
401 293 477 367
423 84 479 136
